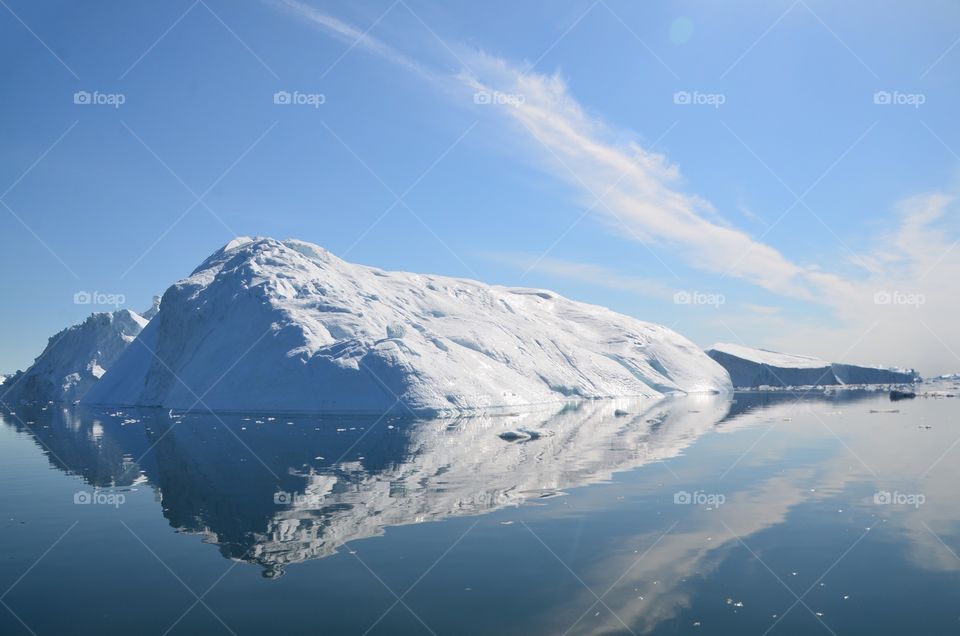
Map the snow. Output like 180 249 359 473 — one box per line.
707 343 829 369
1 309 149 404
706 343 920 388
83 237 730 413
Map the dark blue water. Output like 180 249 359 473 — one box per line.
1 390 958 635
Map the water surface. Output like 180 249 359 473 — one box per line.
1 389 958 634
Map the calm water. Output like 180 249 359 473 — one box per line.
1 390 959 635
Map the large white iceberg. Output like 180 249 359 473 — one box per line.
83 237 730 413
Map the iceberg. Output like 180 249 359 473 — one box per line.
83 237 731 413
1 309 149 404
706 342 920 389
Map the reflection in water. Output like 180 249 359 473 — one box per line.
5 398 722 577
4 389 960 635
2 391 872 580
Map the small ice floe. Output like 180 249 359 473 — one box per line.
498 428 554 442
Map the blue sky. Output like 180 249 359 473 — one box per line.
2 0 959 374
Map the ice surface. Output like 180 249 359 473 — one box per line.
83 238 731 413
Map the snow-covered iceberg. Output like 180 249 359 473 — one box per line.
83 237 730 413
1 309 149 404
706 342 919 388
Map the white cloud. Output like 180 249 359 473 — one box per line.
270 0 435 80
458 55 821 300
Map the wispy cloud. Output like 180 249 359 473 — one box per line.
459 55 819 300
270 0 434 80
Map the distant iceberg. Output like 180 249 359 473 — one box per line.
705 342 919 388
1 309 148 404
